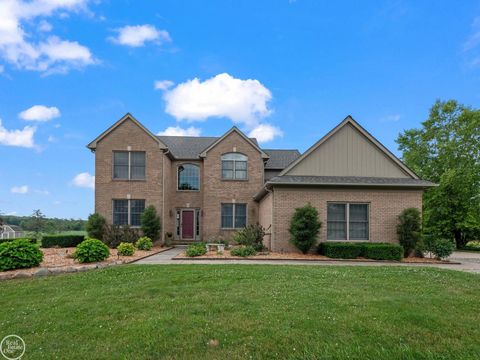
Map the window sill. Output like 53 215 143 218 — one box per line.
220 179 249 182
112 179 147 182
220 228 245 231
176 190 200 192
326 239 370 242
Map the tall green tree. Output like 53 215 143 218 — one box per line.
141 206 161 241
397 100 480 248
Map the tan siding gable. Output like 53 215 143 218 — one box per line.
286 123 410 178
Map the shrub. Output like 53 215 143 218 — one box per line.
289 203 322 254
232 224 265 251
41 234 85 248
102 225 139 248
424 237 455 259
186 243 207 257
136 236 153 250
464 241 480 251
141 206 161 241
117 242 136 256
396 208 422 257
318 242 364 259
0 237 37 245
86 213 106 240
362 243 403 261
319 242 404 261
230 245 257 257
73 238 110 263
0 239 44 271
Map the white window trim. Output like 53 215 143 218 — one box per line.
176 163 200 192
326 202 370 241
220 203 248 230
112 199 145 227
113 151 146 181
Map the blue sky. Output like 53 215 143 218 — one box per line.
1 0 480 219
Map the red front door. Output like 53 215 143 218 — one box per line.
181 210 195 239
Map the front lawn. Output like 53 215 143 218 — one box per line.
1 265 479 359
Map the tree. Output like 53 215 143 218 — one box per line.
140 206 161 241
86 213 106 240
397 100 480 248
396 208 422 257
289 203 322 254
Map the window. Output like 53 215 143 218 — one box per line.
177 164 200 190
113 199 145 226
327 203 369 240
221 153 247 180
113 151 145 180
221 203 247 229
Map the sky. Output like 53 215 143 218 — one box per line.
1 0 480 219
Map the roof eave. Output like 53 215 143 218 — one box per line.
268 181 437 189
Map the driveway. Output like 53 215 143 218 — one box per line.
135 248 480 274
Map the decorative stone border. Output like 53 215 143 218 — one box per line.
0 247 174 281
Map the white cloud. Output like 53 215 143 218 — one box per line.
47 135 56 142
0 0 95 73
248 123 283 143
38 20 52 32
109 25 171 47
19 105 60 121
381 114 401 122
72 172 94 189
0 118 35 148
157 126 201 137
154 79 174 91
164 73 273 128
35 189 50 195
11 185 28 194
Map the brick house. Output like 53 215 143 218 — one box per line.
87 113 435 251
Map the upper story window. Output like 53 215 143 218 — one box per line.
221 153 247 180
113 151 145 180
177 164 200 191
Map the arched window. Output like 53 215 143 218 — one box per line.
177 164 200 190
221 153 247 180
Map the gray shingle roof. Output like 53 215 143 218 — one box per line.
263 149 301 169
268 175 437 187
156 135 261 159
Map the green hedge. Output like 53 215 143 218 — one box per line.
318 242 403 261
0 237 37 245
41 235 85 248
0 239 44 271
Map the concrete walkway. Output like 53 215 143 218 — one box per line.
135 247 480 274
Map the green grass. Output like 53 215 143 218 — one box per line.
1 265 479 360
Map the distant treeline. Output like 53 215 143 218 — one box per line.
2 215 86 233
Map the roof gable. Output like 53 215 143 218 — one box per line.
280 116 418 179
87 113 167 151
199 127 269 159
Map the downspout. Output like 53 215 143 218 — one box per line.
162 148 170 245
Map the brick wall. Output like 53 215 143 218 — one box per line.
94 118 164 234
202 131 264 240
258 191 273 249
270 186 423 252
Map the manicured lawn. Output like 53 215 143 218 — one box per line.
1 265 479 359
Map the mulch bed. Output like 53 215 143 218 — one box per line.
174 249 455 264
0 246 172 280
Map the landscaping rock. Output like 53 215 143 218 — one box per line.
34 268 51 276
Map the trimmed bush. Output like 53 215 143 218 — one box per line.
230 245 257 257
362 243 403 261
319 242 404 261
117 242 136 256
0 239 44 271
232 224 265 251
86 213 106 240
0 237 37 245
136 236 153 250
424 237 455 259
464 241 480 251
73 238 110 263
289 203 322 254
141 206 161 241
318 242 364 259
397 208 422 257
186 243 207 257
41 234 85 248
102 225 139 248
